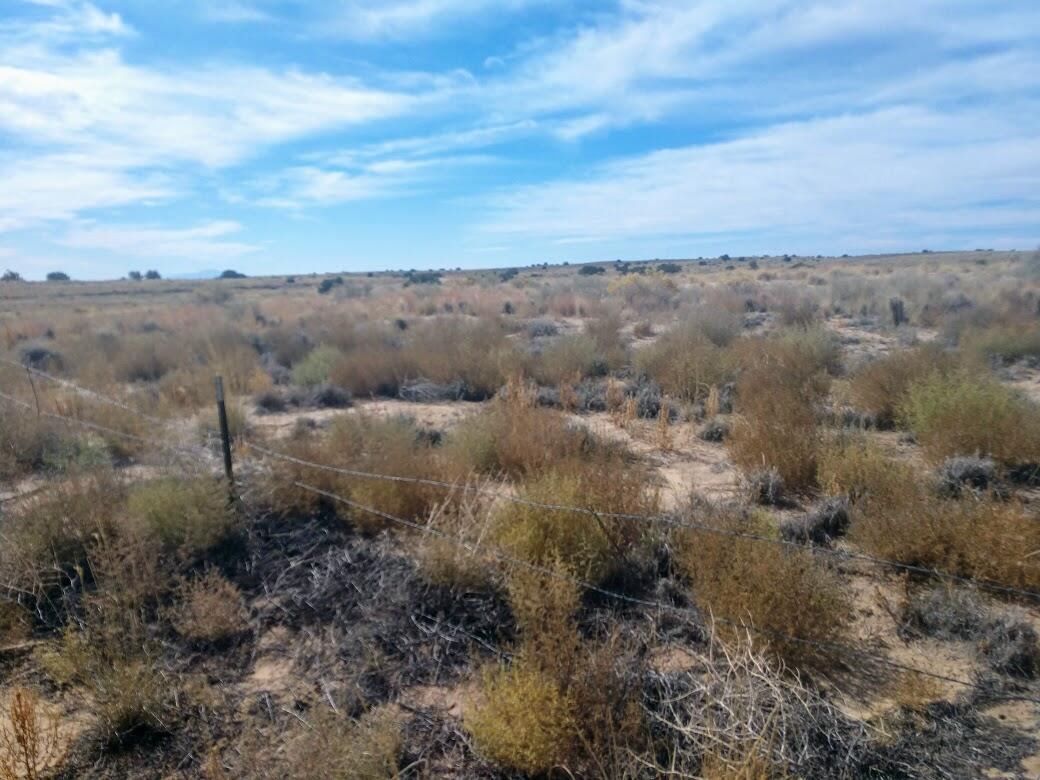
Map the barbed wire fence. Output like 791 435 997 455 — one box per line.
2 359 1040 706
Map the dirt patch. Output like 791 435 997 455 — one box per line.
575 412 742 506
247 398 481 439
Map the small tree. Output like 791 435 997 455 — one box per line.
1 270 21 282
145 270 161 280
45 272 70 282
128 270 143 281
219 269 246 279
578 265 605 276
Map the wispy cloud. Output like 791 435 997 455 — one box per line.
58 220 258 259
482 105 1040 247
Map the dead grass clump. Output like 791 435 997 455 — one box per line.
124 476 236 559
282 704 404 779
848 345 954 427
413 488 495 591
850 492 1040 591
330 344 412 397
407 317 518 399
899 370 1040 464
959 322 1040 365
0 686 67 780
171 569 247 645
492 457 658 585
673 507 851 671
0 472 124 616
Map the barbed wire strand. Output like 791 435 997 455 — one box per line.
288 479 1040 705
3 362 1039 602
2 389 1037 704
243 439 1040 603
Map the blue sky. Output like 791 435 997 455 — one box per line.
1 0 1038 280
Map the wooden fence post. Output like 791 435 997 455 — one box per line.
214 376 234 485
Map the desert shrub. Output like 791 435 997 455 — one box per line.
981 615 1039 677
899 371 1040 464
532 333 601 385
407 318 519 399
777 325 843 376
960 323 1040 365
171 569 247 645
769 284 820 326
309 383 352 408
608 271 678 312
443 391 594 479
198 396 250 442
282 704 404 779
935 456 1003 498
111 334 191 383
816 433 916 503
527 319 558 338
254 389 287 413
312 414 445 531
290 345 342 387
848 344 954 427
413 489 496 590
124 476 236 558
850 492 1040 591
674 507 851 671
902 585 987 640
779 497 850 545
330 344 412 397
491 457 658 585
261 326 312 368
18 344 63 372
0 412 82 478
728 342 825 493
0 473 124 617
635 328 737 404
466 659 577 774
699 417 730 442
744 468 788 506
680 302 742 347
0 686 67 780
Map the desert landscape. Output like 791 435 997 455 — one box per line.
1 250 1039 777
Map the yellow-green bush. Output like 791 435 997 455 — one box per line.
124 476 236 558
290 344 343 387
466 659 577 775
491 458 658 585
899 371 1040 464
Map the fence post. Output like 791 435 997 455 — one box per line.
213 376 234 485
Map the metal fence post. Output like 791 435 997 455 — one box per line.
214 376 234 485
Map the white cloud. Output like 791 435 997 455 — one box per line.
482 105 1040 246
0 152 173 231
246 154 494 208
58 220 258 259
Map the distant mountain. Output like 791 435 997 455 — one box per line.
167 269 221 280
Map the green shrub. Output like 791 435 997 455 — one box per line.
491 457 658 584
899 371 1040 464
532 334 601 385
124 476 236 558
466 659 577 775
291 345 343 387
